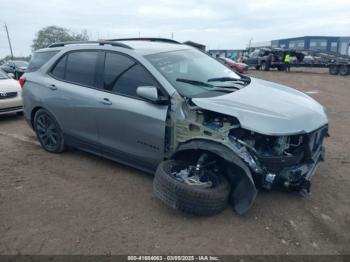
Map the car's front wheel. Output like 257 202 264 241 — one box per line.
34 109 66 153
153 160 231 216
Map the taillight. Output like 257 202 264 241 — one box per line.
19 77 26 88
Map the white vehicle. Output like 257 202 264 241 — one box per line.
0 70 23 115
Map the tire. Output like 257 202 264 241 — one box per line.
339 65 349 76
260 62 269 71
33 109 66 153
153 160 231 216
329 65 339 75
277 65 284 71
255 65 260 70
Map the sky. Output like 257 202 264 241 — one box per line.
0 0 350 57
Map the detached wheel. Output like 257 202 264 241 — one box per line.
329 65 339 75
339 65 349 76
153 160 231 216
34 109 66 153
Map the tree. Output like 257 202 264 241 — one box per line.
31 26 89 51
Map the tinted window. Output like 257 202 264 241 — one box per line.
27 51 59 72
103 52 158 97
103 52 135 91
65 51 98 87
51 55 67 79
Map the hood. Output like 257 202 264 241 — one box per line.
0 78 21 92
192 78 328 135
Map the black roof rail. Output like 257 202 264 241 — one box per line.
107 38 181 44
48 41 133 49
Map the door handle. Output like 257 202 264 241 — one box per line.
98 98 112 105
48 84 57 91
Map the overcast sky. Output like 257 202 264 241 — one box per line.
1 0 350 57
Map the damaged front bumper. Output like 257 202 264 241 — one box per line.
245 125 329 193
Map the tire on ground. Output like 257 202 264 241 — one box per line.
329 64 339 75
260 61 269 71
153 160 231 216
339 65 349 76
34 109 66 153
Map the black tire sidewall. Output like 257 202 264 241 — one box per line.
153 160 231 216
34 109 66 153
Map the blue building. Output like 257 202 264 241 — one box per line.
271 36 350 56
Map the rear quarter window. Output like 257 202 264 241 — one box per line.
27 51 59 72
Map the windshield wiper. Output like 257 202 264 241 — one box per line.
176 78 214 88
207 77 250 84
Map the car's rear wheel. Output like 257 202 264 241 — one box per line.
34 109 66 153
153 160 231 216
260 62 269 71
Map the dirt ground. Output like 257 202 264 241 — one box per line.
0 68 349 255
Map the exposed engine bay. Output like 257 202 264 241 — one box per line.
169 98 328 196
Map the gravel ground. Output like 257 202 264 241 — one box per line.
0 69 349 255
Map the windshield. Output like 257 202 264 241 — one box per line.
13 61 28 67
145 49 242 98
0 70 9 79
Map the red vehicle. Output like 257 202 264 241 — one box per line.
217 57 248 73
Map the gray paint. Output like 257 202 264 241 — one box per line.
192 78 328 136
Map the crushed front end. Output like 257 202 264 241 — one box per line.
229 125 329 194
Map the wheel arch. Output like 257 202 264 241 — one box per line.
170 139 258 214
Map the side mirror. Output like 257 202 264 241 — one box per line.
136 86 160 102
7 73 15 79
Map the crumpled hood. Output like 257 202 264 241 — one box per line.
192 78 328 135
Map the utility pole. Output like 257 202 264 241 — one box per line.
171 32 174 39
248 38 253 55
4 24 14 59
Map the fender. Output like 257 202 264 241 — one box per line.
171 139 258 215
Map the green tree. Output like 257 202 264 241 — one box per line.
31 26 89 51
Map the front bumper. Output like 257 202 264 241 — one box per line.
256 125 328 192
0 94 23 115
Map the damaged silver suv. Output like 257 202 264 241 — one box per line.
22 38 328 215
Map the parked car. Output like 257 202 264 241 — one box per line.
217 57 248 73
0 70 23 115
22 39 328 216
1 60 28 79
243 48 285 71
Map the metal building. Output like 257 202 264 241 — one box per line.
271 36 350 56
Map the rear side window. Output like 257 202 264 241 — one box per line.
103 52 159 98
51 55 67 79
65 52 98 87
50 51 98 87
27 51 59 72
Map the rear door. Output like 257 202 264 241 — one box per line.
95 51 168 172
46 50 101 152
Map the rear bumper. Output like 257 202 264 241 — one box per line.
0 95 23 115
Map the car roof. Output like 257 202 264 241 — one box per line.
35 40 193 56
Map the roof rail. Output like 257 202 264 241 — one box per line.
48 41 133 49
107 38 181 44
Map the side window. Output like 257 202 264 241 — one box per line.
103 52 159 98
51 55 67 79
65 51 98 87
103 52 135 91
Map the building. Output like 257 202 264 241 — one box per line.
208 49 245 60
271 36 350 56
